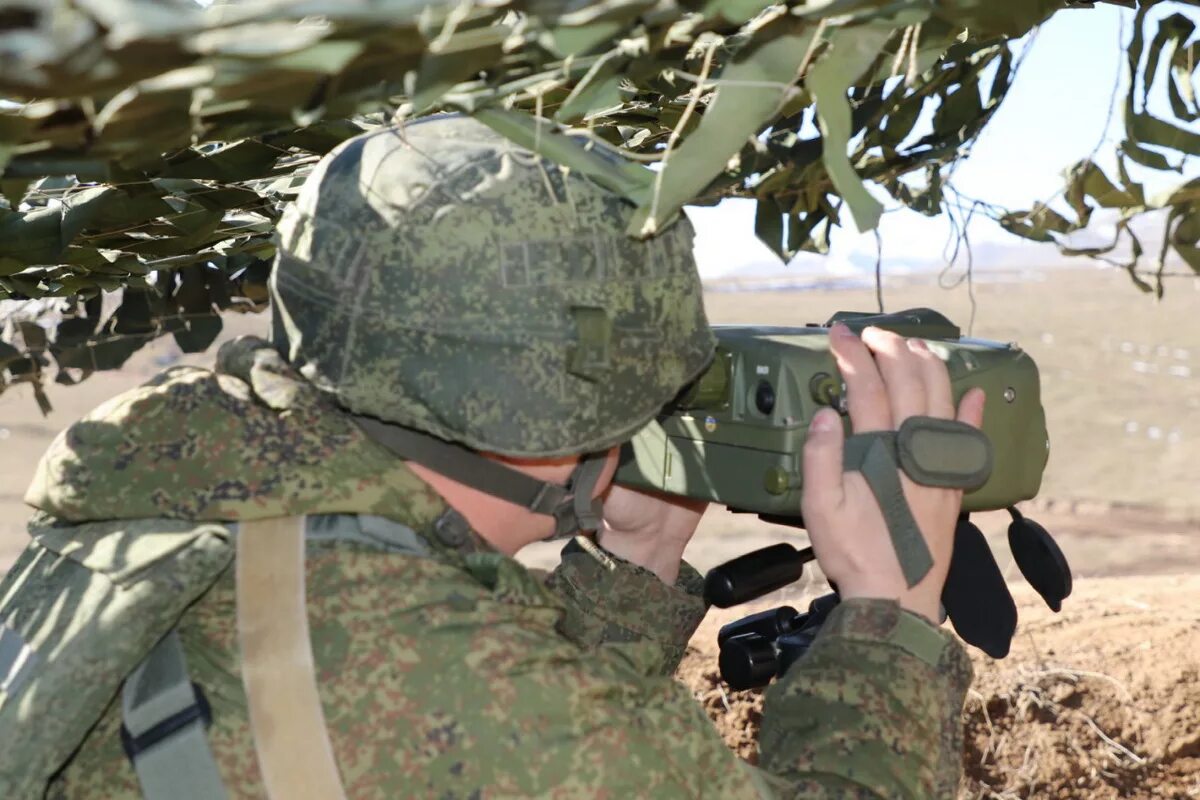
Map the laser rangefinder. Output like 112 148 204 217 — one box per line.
615 308 1049 514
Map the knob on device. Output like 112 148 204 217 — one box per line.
717 605 801 646
719 635 782 691
717 608 800 692
717 594 842 690
703 544 815 608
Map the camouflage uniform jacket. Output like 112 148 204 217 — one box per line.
20 339 973 799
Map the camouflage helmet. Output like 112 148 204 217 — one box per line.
270 115 715 458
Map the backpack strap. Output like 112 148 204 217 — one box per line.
236 516 348 800
120 631 227 800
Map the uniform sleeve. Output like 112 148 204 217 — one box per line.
755 598 974 799
543 535 706 675
544 540 971 797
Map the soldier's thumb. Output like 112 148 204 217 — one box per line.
801 408 846 515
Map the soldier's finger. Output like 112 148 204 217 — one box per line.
829 323 893 432
956 386 987 429
907 338 954 419
860 326 926 424
801 408 846 518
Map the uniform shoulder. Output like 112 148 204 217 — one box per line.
24 361 259 522
24 337 447 529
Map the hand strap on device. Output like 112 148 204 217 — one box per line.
842 416 993 587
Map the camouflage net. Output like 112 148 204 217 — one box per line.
2 0 1197 402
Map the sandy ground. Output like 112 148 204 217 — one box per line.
3 267 1200 797
680 576 1200 799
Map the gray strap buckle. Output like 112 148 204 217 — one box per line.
120 682 212 760
548 451 608 539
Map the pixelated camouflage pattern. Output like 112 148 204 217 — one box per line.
0 517 233 800
51 535 755 800
760 601 974 799
269 114 716 458
22 340 972 798
25 337 455 539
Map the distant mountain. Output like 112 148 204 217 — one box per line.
693 206 1176 290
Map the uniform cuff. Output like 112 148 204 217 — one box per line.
814 597 972 678
545 536 707 674
762 599 974 798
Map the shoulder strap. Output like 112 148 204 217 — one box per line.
236 516 348 800
121 631 227 800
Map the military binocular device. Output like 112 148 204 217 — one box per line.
616 309 1072 680
615 307 1049 515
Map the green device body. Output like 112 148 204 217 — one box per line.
615 308 1050 515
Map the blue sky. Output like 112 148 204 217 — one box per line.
691 3 1200 281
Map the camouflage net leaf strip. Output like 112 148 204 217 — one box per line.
1002 2 1200 297
0 0 1180 404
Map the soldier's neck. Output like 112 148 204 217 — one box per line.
405 459 572 555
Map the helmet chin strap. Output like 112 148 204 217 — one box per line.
552 452 607 538
352 415 606 540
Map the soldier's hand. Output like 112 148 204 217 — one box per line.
596 484 708 586
800 323 986 624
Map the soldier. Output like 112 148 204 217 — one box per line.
1 115 983 798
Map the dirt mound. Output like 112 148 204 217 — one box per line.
676 575 1200 798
